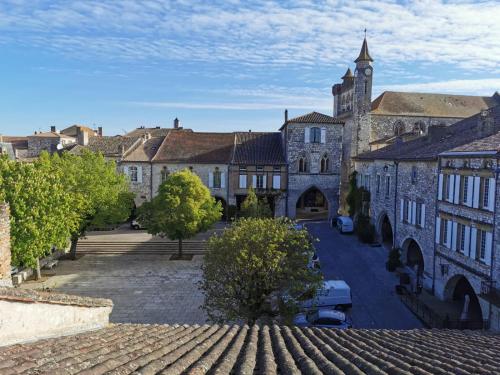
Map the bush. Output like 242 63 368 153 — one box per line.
356 215 376 243
227 204 238 221
386 248 402 272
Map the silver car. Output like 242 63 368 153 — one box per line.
293 309 352 329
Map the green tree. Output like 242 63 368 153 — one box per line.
200 217 322 324
139 169 222 259
240 187 272 218
0 154 74 278
52 150 134 259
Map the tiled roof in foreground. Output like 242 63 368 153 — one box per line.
1 323 499 374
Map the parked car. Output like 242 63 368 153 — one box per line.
308 252 320 270
293 309 352 329
301 280 352 310
335 216 354 234
130 219 145 230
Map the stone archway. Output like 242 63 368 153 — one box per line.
444 275 483 328
296 186 329 220
403 238 424 275
378 213 393 248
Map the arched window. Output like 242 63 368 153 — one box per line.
414 121 426 134
394 121 405 136
129 166 138 182
213 167 222 188
161 166 169 183
320 155 329 173
310 127 321 143
299 157 307 173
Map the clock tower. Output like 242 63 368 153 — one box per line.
354 36 373 114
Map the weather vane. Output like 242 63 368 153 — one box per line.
364 28 367 38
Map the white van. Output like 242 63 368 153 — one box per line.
336 216 354 234
301 280 352 310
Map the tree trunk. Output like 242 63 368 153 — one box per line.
178 238 183 258
70 235 79 260
35 258 41 280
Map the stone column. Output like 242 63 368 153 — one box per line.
0 203 12 287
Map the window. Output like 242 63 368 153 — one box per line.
161 167 169 183
256 165 264 172
273 166 281 172
129 166 138 182
458 224 466 253
462 176 469 204
213 167 221 188
365 175 370 190
385 175 391 197
445 174 451 201
394 121 405 136
311 127 321 143
478 230 487 261
441 219 448 246
376 174 381 193
320 155 329 173
403 199 409 223
416 202 422 227
256 175 264 189
239 166 247 188
482 178 490 209
411 166 417 184
299 158 307 173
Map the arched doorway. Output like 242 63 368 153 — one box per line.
296 187 328 219
405 239 424 275
214 196 227 221
379 214 393 247
444 275 483 328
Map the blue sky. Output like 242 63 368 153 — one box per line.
1 0 499 136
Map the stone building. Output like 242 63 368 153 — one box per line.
27 126 76 157
333 37 500 212
281 112 344 220
354 104 500 330
0 203 12 287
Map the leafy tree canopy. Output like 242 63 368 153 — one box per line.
139 169 221 256
200 217 322 324
240 187 272 218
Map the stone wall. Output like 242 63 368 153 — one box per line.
0 203 12 287
120 162 152 207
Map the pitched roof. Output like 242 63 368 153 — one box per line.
1 323 499 373
67 136 140 157
122 136 165 162
153 131 234 163
0 136 28 149
60 125 96 137
354 37 373 63
442 130 500 155
28 131 74 139
125 127 188 138
281 112 344 129
233 132 285 165
356 104 500 161
370 91 500 118
342 67 354 79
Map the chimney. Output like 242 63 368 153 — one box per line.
478 109 495 136
98 126 103 137
142 132 151 142
50 126 56 133
77 127 89 146
0 203 12 287
119 144 126 155
173 118 179 129
284 109 288 123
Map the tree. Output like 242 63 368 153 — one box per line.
240 187 272 218
200 218 322 324
139 169 222 259
51 150 134 259
0 154 74 278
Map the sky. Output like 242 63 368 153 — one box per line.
0 0 499 136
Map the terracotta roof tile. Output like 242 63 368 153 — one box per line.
1 323 499 374
286 112 344 125
443 130 500 154
233 132 285 165
122 136 165 162
370 91 500 118
67 136 141 157
153 132 234 163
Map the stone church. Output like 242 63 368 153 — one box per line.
333 38 500 212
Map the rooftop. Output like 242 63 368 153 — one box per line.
122 136 166 162
442 130 500 155
281 112 344 130
1 323 499 373
370 91 500 118
67 136 140 157
233 132 285 165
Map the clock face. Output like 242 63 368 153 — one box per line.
364 68 372 76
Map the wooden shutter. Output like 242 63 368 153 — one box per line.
451 222 458 251
252 175 257 188
446 220 452 248
239 175 247 188
221 172 226 188
411 201 417 225
438 173 443 200
466 177 473 207
263 175 267 189
487 178 495 211
400 199 404 223
473 176 481 208
420 204 425 228
435 217 441 244
320 128 326 143
447 175 454 202
485 232 493 265
273 175 281 189
137 166 143 183
464 226 471 256
453 175 460 204
123 166 129 176
208 172 214 188
304 128 310 143
470 228 477 259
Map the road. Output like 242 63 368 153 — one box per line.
305 221 423 329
